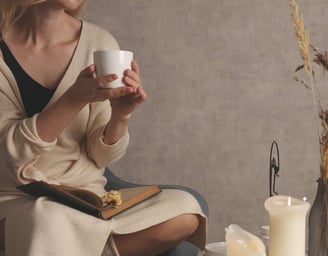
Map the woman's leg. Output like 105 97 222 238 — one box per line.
0 218 5 251
112 214 199 256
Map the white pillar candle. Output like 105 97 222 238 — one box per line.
225 224 266 256
264 195 310 256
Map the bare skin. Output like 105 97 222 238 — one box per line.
113 214 200 256
0 1 200 255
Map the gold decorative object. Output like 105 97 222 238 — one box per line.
102 190 122 208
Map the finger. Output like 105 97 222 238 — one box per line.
131 60 140 74
102 86 135 99
123 75 141 89
79 65 96 78
125 69 141 84
97 74 118 88
134 86 147 102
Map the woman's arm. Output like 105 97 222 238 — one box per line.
83 60 146 167
36 64 137 143
102 60 147 145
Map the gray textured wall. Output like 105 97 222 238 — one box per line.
84 0 327 242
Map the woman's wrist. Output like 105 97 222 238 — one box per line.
103 117 129 145
110 113 132 123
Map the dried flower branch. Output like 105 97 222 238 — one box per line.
314 50 328 72
293 76 311 89
289 0 328 178
289 0 312 76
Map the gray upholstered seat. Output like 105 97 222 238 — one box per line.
103 168 209 256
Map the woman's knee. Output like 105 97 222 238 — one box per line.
175 214 199 238
112 214 199 256
157 214 199 243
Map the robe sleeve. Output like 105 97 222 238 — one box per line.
0 74 57 182
84 100 130 168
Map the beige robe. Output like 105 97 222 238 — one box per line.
0 21 207 256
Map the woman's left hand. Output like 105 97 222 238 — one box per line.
109 60 147 121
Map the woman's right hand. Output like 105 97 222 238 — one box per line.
66 65 136 106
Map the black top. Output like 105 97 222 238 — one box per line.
0 40 56 117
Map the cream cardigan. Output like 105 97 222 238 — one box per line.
0 21 129 194
0 21 207 256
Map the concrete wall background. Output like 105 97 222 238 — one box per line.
84 0 327 242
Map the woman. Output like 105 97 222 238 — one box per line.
0 1 207 255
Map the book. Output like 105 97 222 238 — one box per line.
17 181 161 220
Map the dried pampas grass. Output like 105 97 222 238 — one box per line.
289 0 328 178
289 0 312 76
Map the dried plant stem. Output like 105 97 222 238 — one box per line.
290 0 324 175
321 151 328 178
289 0 312 76
308 75 323 157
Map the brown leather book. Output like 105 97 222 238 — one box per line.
17 181 161 219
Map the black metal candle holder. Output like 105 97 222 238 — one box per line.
269 141 280 197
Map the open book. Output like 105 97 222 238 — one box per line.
17 181 161 220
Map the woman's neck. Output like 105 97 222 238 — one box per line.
4 3 80 48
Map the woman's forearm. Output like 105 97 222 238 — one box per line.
36 92 85 142
37 95 129 144
103 116 129 145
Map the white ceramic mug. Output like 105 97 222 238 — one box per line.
93 50 133 88
205 242 227 256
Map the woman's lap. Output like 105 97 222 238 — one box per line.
1 196 112 256
0 189 206 255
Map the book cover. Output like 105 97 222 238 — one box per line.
17 181 161 219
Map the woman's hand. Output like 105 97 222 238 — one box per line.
109 60 147 122
66 64 137 106
102 60 147 145
36 64 142 142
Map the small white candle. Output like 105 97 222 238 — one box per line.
225 224 266 256
264 195 310 256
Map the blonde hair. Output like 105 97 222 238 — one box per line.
0 0 87 33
